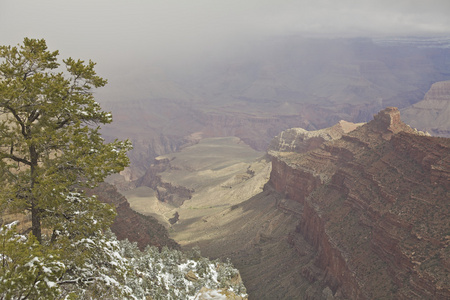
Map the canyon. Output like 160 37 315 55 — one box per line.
103 107 448 299
92 36 450 299
98 36 450 179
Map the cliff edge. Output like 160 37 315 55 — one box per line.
268 120 363 153
88 183 180 250
269 107 449 299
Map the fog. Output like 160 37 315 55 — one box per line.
1 0 450 101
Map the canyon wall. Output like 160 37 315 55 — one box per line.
402 80 450 137
88 183 180 250
268 108 449 299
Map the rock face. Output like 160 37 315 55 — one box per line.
136 157 194 207
88 183 180 250
268 120 363 153
268 107 449 299
402 80 450 137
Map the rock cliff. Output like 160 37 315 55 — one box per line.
268 120 363 153
402 80 450 137
268 107 449 299
136 157 194 207
87 183 180 250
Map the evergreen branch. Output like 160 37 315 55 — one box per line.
56 118 70 129
57 277 95 286
2 104 27 137
1 152 31 166
28 109 40 123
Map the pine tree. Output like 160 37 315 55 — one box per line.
0 38 131 242
0 38 132 298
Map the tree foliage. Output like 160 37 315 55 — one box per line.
0 222 64 299
0 38 132 298
118 241 247 300
0 37 131 242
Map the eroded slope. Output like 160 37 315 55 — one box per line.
269 107 449 299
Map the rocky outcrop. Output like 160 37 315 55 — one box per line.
268 120 363 153
268 107 450 299
88 183 180 250
136 157 193 207
402 80 450 137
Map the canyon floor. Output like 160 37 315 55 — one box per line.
121 137 269 230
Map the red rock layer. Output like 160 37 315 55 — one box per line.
268 107 450 299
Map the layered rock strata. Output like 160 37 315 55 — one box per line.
268 107 449 299
268 120 363 153
402 80 450 137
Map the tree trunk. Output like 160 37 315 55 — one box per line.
31 202 42 243
30 145 42 243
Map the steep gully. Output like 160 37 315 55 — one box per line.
87 183 179 251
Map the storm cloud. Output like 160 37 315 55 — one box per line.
1 0 449 105
1 0 449 65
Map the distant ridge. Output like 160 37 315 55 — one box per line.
373 36 450 48
402 80 450 137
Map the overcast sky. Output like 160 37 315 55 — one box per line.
1 0 450 78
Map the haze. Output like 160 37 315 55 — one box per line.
1 0 450 102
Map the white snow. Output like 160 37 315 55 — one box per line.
194 289 228 300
